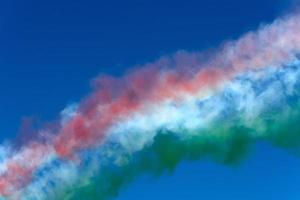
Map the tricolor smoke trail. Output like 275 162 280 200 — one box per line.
0 11 300 200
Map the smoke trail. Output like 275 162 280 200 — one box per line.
54 61 300 200
0 12 300 200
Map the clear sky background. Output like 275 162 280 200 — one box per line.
0 0 299 199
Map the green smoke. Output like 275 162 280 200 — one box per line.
54 100 300 200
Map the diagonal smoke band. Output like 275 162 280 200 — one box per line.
0 12 300 200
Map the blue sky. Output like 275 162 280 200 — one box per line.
0 0 299 199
